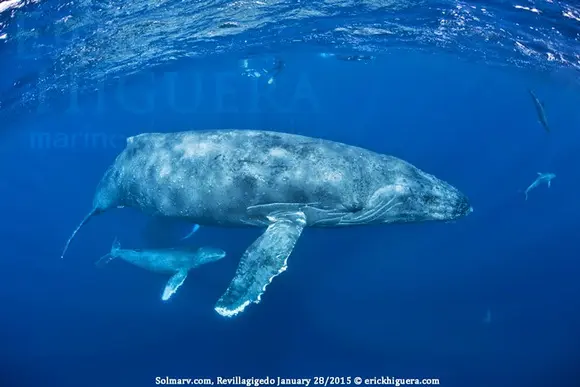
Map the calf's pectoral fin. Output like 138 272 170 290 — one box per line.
162 269 188 301
214 211 307 318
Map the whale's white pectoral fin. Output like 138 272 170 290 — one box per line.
548 180 551 188
214 211 307 318
180 224 200 240
162 269 188 301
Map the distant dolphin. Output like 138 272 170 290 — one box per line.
96 239 226 301
528 89 551 133
62 129 472 317
524 172 556 200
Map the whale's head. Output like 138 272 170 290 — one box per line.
92 165 124 212
378 158 472 224
194 247 227 266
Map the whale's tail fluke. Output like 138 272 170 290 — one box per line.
60 208 100 259
95 237 120 267
111 237 121 254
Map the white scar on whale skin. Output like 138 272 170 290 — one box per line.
174 140 217 158
268 147 289 158
157 153 173 178
323 170 344 183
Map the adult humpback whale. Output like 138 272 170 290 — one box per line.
61 130 472 317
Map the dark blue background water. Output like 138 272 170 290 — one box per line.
2 2 580 385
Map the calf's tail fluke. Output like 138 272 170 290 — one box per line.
60 208 99 259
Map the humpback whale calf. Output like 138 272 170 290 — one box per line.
96 238 226 301
61 130 472 317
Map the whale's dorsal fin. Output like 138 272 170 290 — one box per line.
214 211 307 317
162 269 188 301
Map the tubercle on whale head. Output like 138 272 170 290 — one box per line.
387 162 472 223
416 176 472 222
450 192 473 219
400 185 472 223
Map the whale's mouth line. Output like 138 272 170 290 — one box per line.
338 197 402 225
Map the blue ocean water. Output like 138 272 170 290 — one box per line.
1 0 580 386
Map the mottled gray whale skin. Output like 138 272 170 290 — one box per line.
62 130 472 317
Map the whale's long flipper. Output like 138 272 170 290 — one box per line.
180 224 200 240
162 269 188 301
214 211 307 317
